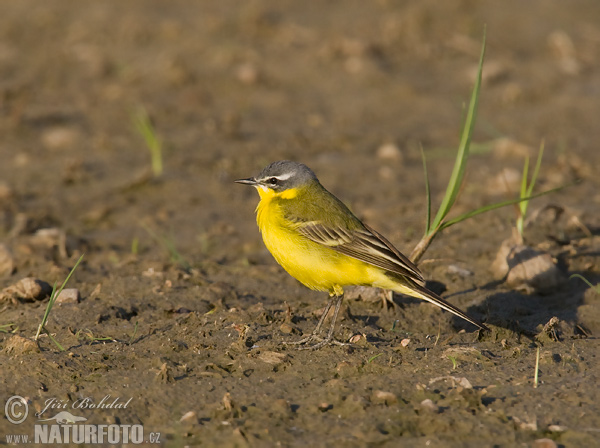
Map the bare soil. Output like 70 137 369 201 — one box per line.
1 1 599 447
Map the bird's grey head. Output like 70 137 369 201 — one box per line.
235 160 318 191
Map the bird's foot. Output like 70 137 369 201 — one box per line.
283 334 349 350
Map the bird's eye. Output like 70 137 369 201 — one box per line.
268 177 278 185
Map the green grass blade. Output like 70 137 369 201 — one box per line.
569 274 600 293
53 254 85 303
518 141 544 237
35 254 85 342
45 329 66 352
36 282 57 338
0 323 15 333
420 145 432 235
520 156 530 203
527 142 545 198
439 184 570 231
133 107 163 178
430 28 486 232
517 155 530 236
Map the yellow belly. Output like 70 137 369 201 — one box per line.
257 198 376 293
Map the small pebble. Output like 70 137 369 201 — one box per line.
318 402 332 412
376 142 402 161
419 399 439 413
349 334 362 344
447 264 473 277
56 288 80 304
41 126 81 151
371 390 398 405
179 411 197 423
532 438 558 448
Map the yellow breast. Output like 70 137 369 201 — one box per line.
255 187 375 293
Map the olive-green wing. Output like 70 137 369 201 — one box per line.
295 220 425 284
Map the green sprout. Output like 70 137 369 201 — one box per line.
569 274 600 294
129 321 139 345
133 106 163 178
448 355 458 370
367 353 383 364
34 254 85 351
131 236 139 255
516 142 545 241
0 323 16 333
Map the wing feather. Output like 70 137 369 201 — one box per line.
295 220 424 284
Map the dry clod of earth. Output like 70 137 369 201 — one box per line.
492 238 566 293
0 277 52 303
4 334 40 355
257 350 288 365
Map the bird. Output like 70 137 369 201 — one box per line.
235 160 488 349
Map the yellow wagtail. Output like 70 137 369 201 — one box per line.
236 160 488 349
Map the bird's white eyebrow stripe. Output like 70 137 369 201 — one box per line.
260 172 293 181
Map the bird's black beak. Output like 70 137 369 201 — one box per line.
234 177 257 186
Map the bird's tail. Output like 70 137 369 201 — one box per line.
393 281 489 331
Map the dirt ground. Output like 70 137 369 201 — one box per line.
1 1 599 447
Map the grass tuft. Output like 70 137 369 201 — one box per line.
448 355 458 370
133 106 163 178
410 30 569 264
516 142 545 240
410 29 486 263
129 321 139 345
34 254 85 351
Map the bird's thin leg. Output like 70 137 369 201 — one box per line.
324 293 343 342
284 293 336 346
298 293 348 351
312 293 337 336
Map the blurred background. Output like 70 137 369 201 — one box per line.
1 0 598 269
